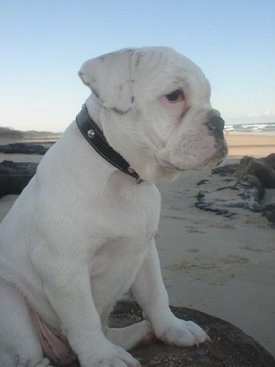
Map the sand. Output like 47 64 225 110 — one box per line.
226 133 275 158
158 170 275 356
0 133 275 357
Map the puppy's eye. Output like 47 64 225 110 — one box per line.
165 89 184 102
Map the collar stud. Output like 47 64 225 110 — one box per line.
87 129 95 138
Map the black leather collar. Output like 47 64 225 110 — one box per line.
76 105 142 183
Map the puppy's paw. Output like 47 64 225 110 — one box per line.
84 344 141 367
157 316 209 347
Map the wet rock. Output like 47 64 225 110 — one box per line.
197 179 209 186
211 163 239 177
195 175 263 218
0 142 49 155
262 204 275 227
0 160 37 198
236 154 275 188
195 188 235 218
265 153 275 168
195 155 275 221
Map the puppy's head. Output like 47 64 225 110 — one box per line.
79 47 228 182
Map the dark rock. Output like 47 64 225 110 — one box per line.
236 154 275 188
67 301 275 367
195 176 263 218
197 179 209 186
235 179 265 206
196 156 275 219
111 302 275 367
262 204 275 227
212 163 239 176
0 160 37 198
265 153 275 169
195 193 234 218
0 142 49 155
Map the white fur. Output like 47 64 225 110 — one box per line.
0 47 227 367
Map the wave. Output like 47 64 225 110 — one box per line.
224 122 275 135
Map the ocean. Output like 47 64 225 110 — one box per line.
224 122 275 135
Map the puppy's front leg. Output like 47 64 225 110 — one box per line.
33 256 140 367
106 320 155 350
131 241 209 347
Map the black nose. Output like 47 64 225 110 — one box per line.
205 115 225 136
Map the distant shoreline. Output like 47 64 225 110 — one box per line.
0 127 60 142
0 129 274 160
2 123 275 140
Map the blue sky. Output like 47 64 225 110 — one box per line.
0 0 274 132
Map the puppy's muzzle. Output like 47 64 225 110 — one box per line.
205 112 228 166
205 114 225 138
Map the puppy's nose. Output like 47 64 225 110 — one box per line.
205 115 225 136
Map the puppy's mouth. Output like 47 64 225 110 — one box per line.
158 144 228 172
158 158 185 172
155 110 228 173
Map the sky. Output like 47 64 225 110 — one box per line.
0 0 274 132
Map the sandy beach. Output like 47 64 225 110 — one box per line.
0 133 275 357
226 133 275 158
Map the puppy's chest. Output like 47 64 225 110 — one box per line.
90 235 150 279
88 184 160 278
89 214 157 279
90 182 160 238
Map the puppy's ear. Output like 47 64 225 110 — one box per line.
79 49 136 114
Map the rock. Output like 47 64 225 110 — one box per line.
0 142 49 155
0 142 51 198
262 204 275 227
66 301 275 367
235 177 265 204
197 179 209 186
195 187 235 218
0 160 37 198
265 153 275 169
195 175 263 218
111 302 275 367
195 155 275 220
236 154 275 188
211 163 239 177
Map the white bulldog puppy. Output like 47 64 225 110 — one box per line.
0 47 227 367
